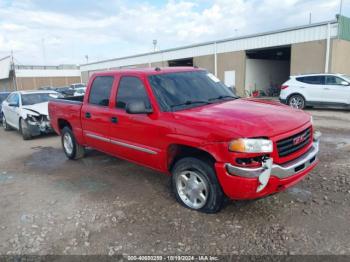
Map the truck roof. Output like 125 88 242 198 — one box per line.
92 67 203 77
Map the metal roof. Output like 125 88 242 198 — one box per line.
81 19 338 71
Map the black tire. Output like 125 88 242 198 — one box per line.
61 127 85 160
2 115 11 131
20 118 32 140
288 94 305 109
171 157 224 213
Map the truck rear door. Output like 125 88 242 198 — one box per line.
81 75 115 153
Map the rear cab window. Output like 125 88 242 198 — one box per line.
88 76 114 106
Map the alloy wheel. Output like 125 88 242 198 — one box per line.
63 133 74 155
176 170 209 209
289 96 304 109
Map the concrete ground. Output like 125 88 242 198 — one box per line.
0 109 349 255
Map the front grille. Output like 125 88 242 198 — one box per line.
277 127 311 157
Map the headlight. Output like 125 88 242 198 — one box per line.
229 138 273 153
27 114 39 122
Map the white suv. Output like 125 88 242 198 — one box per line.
279 74 350 109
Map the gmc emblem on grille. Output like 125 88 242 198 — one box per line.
293 133 307 145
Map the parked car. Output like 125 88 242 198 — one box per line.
0 92 10 122
280 73 350 109
55 86 75 97
2 90 58 140
49 67 320 213
70 83 86 89
73 87 86 96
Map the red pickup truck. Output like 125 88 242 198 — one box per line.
49 67 320 213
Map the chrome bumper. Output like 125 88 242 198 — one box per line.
225 132 321 192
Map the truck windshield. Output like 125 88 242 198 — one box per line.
21 93 55 106
148 71 237 111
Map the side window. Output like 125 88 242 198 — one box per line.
88 76 114 106
326 76 344 85
13 94 19 105
7 93 19 105
116 77 151 110
6 93 14 103
297 76 325 85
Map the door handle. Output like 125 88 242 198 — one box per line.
85 112 91 118
111 116 118 124
324 88 330 90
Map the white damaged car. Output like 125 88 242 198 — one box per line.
1 90 60 140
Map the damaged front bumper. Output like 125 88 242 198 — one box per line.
26 115 53 136
216 131 321 199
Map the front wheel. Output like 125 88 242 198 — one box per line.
288 94 305 109
61 127 85 160
20 118 32 140
171 157 224 213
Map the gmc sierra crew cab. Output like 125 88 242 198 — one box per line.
49 67 321 213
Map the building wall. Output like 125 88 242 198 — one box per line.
81 71 90 83
16 76 81 90
151 61 168 68
330 39 350 74
193 55 215 74
217 51 246 97
290 40 326 75
0 78 14 92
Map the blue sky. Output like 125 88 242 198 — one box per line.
0 0 349 65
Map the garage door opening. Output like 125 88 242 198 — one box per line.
168 58 193 67
245 46 291 97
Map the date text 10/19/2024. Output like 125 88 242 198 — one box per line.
127 255 219 261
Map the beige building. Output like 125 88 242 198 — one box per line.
0 57 81 92
80 15 350 97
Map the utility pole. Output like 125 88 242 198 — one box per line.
41 38 47 65
153 40 158 52
11 50 17 91
85 55 89 64
309 12 312 24
339 0 344 16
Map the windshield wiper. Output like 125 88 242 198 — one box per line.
208 95 237 102
171 100 212 109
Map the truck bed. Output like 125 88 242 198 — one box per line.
54 95 84 104
48 96 84 135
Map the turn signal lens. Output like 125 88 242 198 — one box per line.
229 139 273 153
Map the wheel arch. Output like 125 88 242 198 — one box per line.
58 119 72 133
167 144 216 172
287 92 307 104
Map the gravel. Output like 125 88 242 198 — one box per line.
0 109 349 255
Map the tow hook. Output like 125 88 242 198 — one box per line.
256 158 273 192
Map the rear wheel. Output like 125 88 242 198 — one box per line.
2 115 12 131
171 157 224 213
288 94 305 109
61 127 85 160
20 118 32 140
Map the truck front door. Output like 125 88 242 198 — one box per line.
109 75 162 170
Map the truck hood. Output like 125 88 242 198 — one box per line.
22 102 49 116
172 98 311 139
